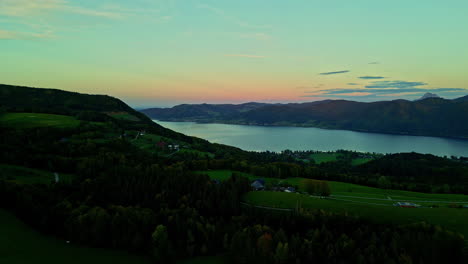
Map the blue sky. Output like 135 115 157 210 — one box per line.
1 0 468 106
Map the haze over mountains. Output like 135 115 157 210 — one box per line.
141 95 468 139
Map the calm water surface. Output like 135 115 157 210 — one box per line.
155 120 468 157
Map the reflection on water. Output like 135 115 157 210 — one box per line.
155 120 468 157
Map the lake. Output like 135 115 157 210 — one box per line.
155 121 468 157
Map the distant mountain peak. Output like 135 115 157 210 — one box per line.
416 92 440 101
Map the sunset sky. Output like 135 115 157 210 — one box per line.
1 0 468 107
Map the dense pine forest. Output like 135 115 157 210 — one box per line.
1 84 467 263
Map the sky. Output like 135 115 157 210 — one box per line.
1 0 468 107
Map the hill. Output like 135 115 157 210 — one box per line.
141 96 468 138
415 92 440 101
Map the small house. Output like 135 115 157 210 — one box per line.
212 179 221 185
251 180 265 190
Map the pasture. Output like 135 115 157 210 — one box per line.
199 170 468 206
308 152 374 165
244 191 468 238
0 113 80 128
0 164 74 185
200 170 468 237
0 209 151 264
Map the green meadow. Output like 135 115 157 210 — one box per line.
131 133 214 158
308 152 373 165
199 170 468 237
0 164 74 185
244 191 468 238
0 113 80 128
0 209 151 264
199 170 468 204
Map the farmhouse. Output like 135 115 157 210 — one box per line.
168 144 180 151
251 180 265 190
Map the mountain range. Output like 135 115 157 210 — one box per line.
141 95 468 139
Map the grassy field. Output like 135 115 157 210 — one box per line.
351 158 373 166
179 149 215 159
200 170 468 205
201 170 468 236
0 209 151 264
131 133 214 158
0 164 74 185
131 133 164 153
0 113 80 129
244 191 468 238
308 152 373 165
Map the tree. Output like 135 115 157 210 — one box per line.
319 181 331 196
152 225 172 263
303 179 318 195
303 179 331 196
257 233 273 258
377 175 391 189
274 242 289 264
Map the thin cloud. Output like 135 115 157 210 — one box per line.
368 62 380 64
303 88 467 97
0 0 123 19
347 83 360 85
224 54 266 58
0 28 53 40
0 1 165 40
337 92 373 97
358 76 385 79
319 70 350 75
0 29 17 39
365 81 427 89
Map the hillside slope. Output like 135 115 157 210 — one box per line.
141 96 468 138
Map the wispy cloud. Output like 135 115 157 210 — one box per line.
368 62 380 64
319 70 350 75
358 76 385 79
0 28 52 39
302 87 467 98
198 4 271 29
0 0 123 19
0 0 167 41
347 83 360 85
224 54 266 58
336 92 373 96
365 80 427 89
